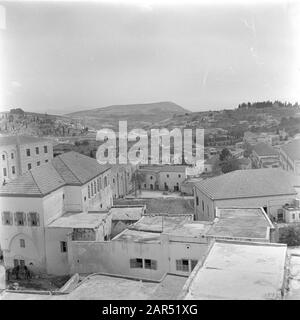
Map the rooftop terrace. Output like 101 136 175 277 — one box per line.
183 241 287 300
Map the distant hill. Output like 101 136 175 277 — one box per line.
66 101 190 130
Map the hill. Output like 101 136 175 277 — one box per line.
66 101 190 130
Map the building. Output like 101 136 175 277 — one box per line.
280 139 300 175
138 165 187 192
251 142 280 168
0 151 113 274
110 164 134 199
110 205 146 238
180 240 287 300
0 135 53 184
67 206 275 280
193 168 297 221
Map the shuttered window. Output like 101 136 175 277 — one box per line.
15 212 26 226
27 212 40 227
2 211 13 225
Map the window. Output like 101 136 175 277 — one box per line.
97 178 100 192
196 196 199 206
130 258 143 268
144 183 146 188
35 147 39 155
293 213 295 220
84 196 86 202
113 178 115 184
26 149 30 156
94 181 97 194
144 259 157 270
15 212 25 226
88 185 91 198
176 259 189 272
37 161 40 166
45 159 48 163
2 154 5 160
166 174 169 178
28 212 39 226
28 163 32 170
91 183 94 196
104 176 108 187
178 174 181 178
20 239 25 248
150 176 153 180
12 166 15 174
3 168 7 176
60 241 67 253
202 200 204 212
11 152 14 159
207 205 209 216
2 211 12 225
44 146 48 153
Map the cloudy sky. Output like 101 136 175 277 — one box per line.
0 0 299 114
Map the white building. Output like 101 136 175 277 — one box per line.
0 135 53 184
180 240 287 300
193 168 298 221
0 151 113 274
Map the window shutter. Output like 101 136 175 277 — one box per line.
130 259 135 268
36 213 40 226
152 260 157 270
1 212 5 225
9 213 13 225
14 212 17 225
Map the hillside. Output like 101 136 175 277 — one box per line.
66 101 190 130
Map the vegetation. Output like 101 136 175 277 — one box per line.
279 225 300 246
131 171 146 196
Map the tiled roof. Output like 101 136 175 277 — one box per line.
194 168 297 200
253 142 278 157
139 165 186 173
281 139 300 161
0 151 111 197
0 171 42 196
56 151 111 184
0 135 51 146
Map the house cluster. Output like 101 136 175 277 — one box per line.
0 134 300 300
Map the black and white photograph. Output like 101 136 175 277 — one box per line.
0 0 300 303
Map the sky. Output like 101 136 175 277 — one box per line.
0 0 299 114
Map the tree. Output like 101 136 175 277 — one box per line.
131 171 146 196
219 148 232 162
220 159 240 174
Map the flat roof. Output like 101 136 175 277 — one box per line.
110 206 145 221
184 241 287 300
0 273 187 300
131 214 193 233
206 208 273 240
165 221 212 238
47 212 108 229
113 229 161 243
